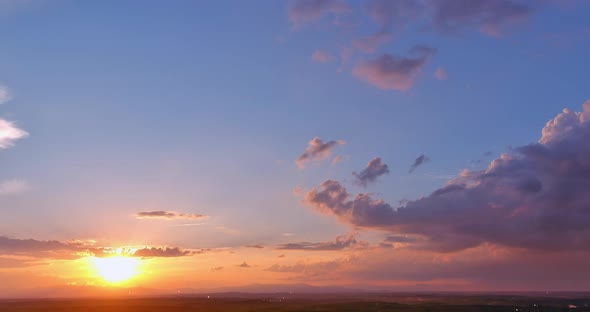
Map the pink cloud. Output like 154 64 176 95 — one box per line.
311 49 333 63
434 67 448 80
353 46 436 90
296 137 345 168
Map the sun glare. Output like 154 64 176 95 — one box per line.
91 256 141 284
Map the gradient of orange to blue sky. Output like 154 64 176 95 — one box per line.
1 0 590 297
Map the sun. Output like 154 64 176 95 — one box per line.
91 256 141 284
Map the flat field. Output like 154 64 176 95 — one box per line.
1 293 589 312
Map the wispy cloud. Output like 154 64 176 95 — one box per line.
0 180 29 195
312 49 333 63
276 233 366 251
0 85 11 105
135 210 207 220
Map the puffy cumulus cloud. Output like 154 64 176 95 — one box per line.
296 137 345 168
0 119 28 149
0 85 11 105
353 157 390 187
302 102 590 252
434 67 448 80
135 210 207 220
311 49 333 63
132 246 192 258
0 179 29 195
353 46 436 90
288 0 351 26
409 154 429 173
276 233 366 251
429 0 532 36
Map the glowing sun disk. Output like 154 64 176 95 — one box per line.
91 256 140 283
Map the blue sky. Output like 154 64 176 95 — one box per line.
1 0 590 293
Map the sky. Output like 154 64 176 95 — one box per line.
1 0 590 296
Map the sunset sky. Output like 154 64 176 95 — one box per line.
1 0 590 296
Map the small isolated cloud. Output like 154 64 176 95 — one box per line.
0 119 28 149
353 157 390 186
237 261 251 268
434 67 448 80
353 45 436 90
296 137 345 168
409 154 429 173
0 85 11 105
276 233 366 251
135 210 207 220
288 0 351 26
0 180 29 195
132 246 192 258
312 49 333 63
245 244 264 249
331 155 344 166
211 266 224 272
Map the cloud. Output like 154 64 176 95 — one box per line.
353 46 436 90
244 244 264 249
266 258 348 279
135 210 207 220
331 155 344 166
237 261 251 268
0 119 28 149
288 0 351 26
409 154 429 173
0 236 195 259
434 67 448 80
132 247 192 258
0 180 29 195
276 233 366 251
429 0 532 36
302 101 590 252
352 0 424 53
296 137 345 168
352 32 392 54
312 49 333 63
353 157 390 186
0 85 11 105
